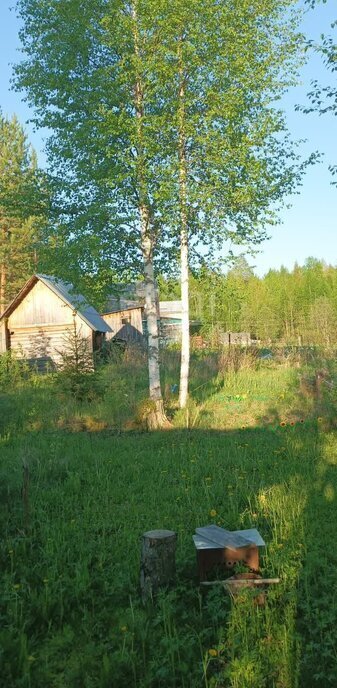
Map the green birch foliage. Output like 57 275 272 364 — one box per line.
14 0 173 295
0 113 48 305
15 0 314 293
134 0 315 259
302 1 337 183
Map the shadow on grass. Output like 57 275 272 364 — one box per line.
1 405 337 687
1 350 337 686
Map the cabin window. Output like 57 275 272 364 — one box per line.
122 316 131 325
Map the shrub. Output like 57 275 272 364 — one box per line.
56 325 106 402
0 350 30 390
219 347 259 374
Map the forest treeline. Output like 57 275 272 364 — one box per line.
159 258 337 346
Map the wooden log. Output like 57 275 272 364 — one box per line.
201 578 280 587
140 529 177 602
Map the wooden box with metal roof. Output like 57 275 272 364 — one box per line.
193 525 265 580
0 274 112 369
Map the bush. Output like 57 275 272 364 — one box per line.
57 369 106 402
0 350 30 390
96 338 127 364
218 347 259 374
56 325 106 402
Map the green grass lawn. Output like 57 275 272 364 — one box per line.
1 349 337 687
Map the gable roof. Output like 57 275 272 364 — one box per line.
1 274 112 333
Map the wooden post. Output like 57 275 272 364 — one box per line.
140 529 177 602
22 463 30 532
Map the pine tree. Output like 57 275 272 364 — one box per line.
0 113 48 311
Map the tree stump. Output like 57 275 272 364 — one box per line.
140 529 177 602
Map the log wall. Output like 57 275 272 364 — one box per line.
6 281 93 368
102 308 143 343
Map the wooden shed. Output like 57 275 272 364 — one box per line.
101 298 144 344
0 274 112 368
158 300 201 345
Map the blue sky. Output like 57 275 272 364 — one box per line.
0 1 336 277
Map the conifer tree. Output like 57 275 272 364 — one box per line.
0 113 47 311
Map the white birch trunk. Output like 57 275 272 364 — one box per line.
179 211 189 409
131 0 167 427
178 39 190 409
140 205 163 405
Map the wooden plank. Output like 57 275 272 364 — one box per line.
8 280 74 328
201 578 280 587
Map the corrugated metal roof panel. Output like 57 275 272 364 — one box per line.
194 526 265 550
159 301 182 314
103 297 143 314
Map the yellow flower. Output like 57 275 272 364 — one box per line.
259 494 267 506
208 648 218 657
210 509 217 517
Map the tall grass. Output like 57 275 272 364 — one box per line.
1 347 337 686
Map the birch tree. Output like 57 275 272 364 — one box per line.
15 0 314 418
148 0 313 407
302 0 337 183
15 0 172 426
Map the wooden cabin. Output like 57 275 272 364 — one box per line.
101 298 144 344
0 274 112 369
